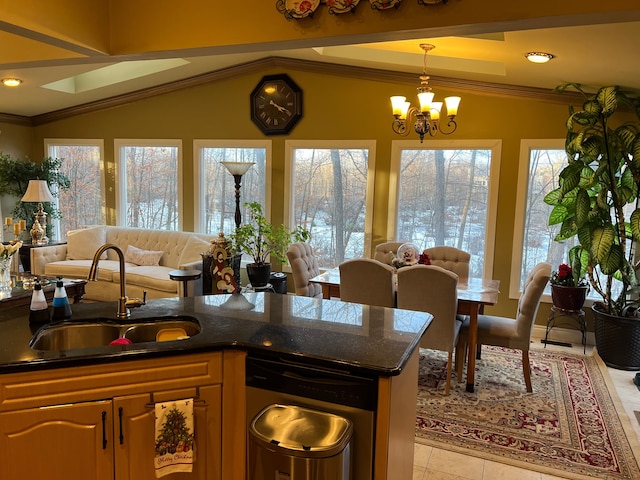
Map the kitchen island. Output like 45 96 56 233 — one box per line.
0 293 432 480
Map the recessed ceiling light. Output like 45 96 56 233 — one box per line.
525 52 555 64
2 78 22 87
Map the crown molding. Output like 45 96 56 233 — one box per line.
0 112 32 126
26 56 581 126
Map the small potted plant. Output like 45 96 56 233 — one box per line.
550 261 588 311
230 202 310 288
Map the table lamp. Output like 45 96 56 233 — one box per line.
21 179 55 245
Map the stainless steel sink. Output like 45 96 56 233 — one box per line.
123 320 201 343
30 316 201 351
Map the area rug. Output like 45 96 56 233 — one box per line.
415 346 640 479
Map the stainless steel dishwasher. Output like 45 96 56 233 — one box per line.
246 354 377 480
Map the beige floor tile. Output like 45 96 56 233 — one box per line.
413 465 426 480
423 470 471 480
414 443 433 467
425 449 484 480
482 460 542 479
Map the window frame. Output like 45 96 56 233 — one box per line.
44 138 106 240
114 138 183 229
387 139 501 280
193 139 272 234
510 139 565 301
283 139 377 270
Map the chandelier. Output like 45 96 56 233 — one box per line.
390 44 461 142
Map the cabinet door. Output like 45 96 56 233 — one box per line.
0 400 114 480
114 385 222 480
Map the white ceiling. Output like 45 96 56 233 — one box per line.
1 21 639 118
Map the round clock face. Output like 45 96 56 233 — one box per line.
250 74 303 135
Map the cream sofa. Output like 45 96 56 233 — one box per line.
30 226 212 302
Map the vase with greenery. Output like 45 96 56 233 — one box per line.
0 153 70 241
230 201 310 288
545 84 640 368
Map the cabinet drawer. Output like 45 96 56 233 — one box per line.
0 352 222 412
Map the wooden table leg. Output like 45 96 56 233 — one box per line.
466 303 479 393
321 284 330 299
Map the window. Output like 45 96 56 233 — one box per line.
388 140 501 279
114 140 181 229
285 140 376 269
45 139 105 240
511 139 630 301
194 140 271 235
510 140 567 298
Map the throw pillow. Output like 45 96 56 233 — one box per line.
125 245 164 266
66 226 107 260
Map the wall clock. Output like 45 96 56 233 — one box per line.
250 74 303 136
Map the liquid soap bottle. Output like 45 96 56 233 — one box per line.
51 277 72 321
29 279 50 324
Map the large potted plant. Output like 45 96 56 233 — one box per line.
546 84 640 369
230 202 310 288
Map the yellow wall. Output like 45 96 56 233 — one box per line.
14 64 574 326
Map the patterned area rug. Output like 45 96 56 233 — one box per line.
415 346 640 479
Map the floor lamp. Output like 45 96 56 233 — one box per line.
221 161 255 230
220 161 255 290
21 180 55 245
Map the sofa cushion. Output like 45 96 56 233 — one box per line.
45 259 124 282
113 266 178 293
125 245 164 266
179 236 211 266
66 226 107 260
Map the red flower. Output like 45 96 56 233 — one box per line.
418 253 431 265
557 263 572 279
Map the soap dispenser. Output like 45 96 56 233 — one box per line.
51 277 72 321
29 279 50 324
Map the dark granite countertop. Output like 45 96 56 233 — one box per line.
0 293 432 377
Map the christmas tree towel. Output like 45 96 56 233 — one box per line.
154 399 195 478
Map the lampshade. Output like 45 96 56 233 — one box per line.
221 161 255 176
21 180 54 203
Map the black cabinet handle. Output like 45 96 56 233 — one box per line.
119 407 124 444
101 411 108 449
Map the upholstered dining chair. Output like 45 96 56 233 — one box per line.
423 246 471 282
455 262 551 393
396 265 460 395
373 241 405 265
339 258 396 308
286 242 323 298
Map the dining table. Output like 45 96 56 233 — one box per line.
309 268 501 393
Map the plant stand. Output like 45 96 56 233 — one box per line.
542 306 587 354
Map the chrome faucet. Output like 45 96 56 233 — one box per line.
88 243 146 319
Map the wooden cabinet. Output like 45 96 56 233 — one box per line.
0 400 114 480
114 385 222 480
0 352 237 480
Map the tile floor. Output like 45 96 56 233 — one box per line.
412 335 640 480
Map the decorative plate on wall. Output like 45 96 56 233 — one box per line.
327 0 361 14
279 0 321 19
369 0 402 9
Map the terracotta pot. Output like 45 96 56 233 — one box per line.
592 304 640 370
551 284 588 311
